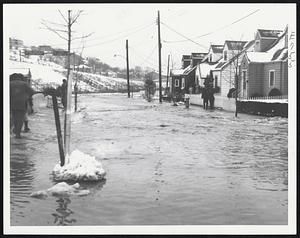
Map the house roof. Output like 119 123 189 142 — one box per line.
210 45 223 54
182 65 197 75
171 68 185 76
182 55 191 60
224 40 247 51
245 28 288 63
257 29 283 38
191 52 207 59
198 62 218 78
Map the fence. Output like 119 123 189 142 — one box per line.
239 95 288 101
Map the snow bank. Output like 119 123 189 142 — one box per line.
30 182 90 198
52 150 106 181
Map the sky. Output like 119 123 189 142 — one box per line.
4 3 295 73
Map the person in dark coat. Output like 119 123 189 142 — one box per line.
61 79 67 109
201 87 209 110
10 78 36 138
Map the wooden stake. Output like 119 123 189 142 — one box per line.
126 39 130 98
157 11 162 103
52 94 65 166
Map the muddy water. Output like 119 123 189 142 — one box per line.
10 93 288 225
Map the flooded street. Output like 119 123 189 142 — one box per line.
10 93 288 226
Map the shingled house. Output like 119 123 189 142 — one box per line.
239 27 288 98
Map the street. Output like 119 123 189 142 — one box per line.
10 93 288 225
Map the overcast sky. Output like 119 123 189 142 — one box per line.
4 3 295 73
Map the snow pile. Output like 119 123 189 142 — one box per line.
30 182 90 198
52 150 106 181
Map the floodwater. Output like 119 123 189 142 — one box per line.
10 93 288 225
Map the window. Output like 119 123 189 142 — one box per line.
224 51 227 61
182 78 185 88
175 79 179 87
242 70 247 90
214 75 218 87
269 70 275 87
210 54 212 62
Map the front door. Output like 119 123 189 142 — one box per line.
242 70 248 98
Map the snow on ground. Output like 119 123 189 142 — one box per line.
52 149 106 182
30 182 90 198
9 60 64 85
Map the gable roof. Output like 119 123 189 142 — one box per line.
191 52 207 59
245 28 288 63
224 40 247 51
257 29 283 38
210 45 223 54
182 55 191 61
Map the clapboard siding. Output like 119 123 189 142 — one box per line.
248 63 264 96
263 62 283 95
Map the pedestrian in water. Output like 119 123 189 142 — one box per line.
61 79 67 110
202 87 209 110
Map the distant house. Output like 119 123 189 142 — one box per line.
38 45 53 53
240 27 288 98
9 38 23 50
170 52 207 96
211 40 254 97
182 55 191 68
107 71 117 78
203 44 223 63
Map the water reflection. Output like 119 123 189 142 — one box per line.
10 141 36 209
51 180 106 225
52 197 76 226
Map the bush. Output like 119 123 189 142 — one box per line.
214 86 220 93
268 88 282 96
227 88 236 98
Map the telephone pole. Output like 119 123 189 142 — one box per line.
157 11 162 103
126 39 130 98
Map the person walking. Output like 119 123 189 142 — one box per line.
61 79 67 110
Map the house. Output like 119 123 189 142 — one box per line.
170 52 207 96
240 27 288 98
182 55 191 68
254 29 283 52
203 44 223 63
211 40 255 97
9 38 23 50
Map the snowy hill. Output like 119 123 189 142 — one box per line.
9 58 144 93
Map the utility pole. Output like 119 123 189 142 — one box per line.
73 52 78 112
157 11 162 103
166 54 170 89
126 39 130 98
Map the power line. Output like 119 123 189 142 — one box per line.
161 22 209 51
163 9 260 43
70 22 155 50
50 21 155 48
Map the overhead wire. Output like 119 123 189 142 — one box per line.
163 9 260 43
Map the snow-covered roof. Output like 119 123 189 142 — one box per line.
246 27 288 63
171 68 185 76
198 62 218 78
246 52 271 62
182 65 197 75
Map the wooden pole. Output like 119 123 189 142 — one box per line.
157 11 162 103
166 54 170 88
126 39 130 98
52 94 65 166
235 74 238 117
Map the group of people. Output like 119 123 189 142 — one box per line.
201 83 215 110
10 74 68 139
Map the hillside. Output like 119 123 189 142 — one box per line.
9 59 145 93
